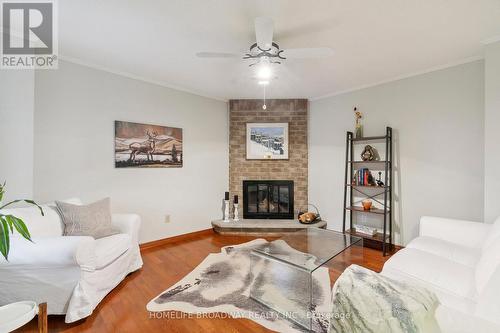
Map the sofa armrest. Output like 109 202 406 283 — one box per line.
0 236 95 268
112 214 141 244
419 216 491 248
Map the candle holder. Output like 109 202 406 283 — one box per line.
223 200 230 222
233 203 239 221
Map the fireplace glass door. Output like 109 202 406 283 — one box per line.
243 180 294 219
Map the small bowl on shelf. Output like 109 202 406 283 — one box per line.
362 199 373 211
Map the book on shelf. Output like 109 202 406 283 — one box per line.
353 168 372 186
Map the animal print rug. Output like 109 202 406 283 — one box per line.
147 239 332 333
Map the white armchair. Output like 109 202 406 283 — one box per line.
382 215 500 333
0 200 143 323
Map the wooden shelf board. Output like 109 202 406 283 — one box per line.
346 184 389 189
346 229 390 242
351 136 387 143
349 160 389 164
345 206 389 215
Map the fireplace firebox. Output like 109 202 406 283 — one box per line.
242 180 294 219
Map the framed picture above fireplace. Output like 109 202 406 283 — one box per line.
246 123 289 160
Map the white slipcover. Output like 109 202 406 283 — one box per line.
382 215 500 332
0 200 143 323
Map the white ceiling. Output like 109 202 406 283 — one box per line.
59 0 500 101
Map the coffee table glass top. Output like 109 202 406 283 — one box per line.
251 228 362 272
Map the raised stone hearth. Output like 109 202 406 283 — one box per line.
211 219 327 236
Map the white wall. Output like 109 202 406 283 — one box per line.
34 61 228 243
484 41 500 223
0 70 35 202
309 61 485 245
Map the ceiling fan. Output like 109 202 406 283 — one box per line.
196 17 334 67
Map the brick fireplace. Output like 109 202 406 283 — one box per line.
229 99 308 218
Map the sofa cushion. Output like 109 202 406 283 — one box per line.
94 233 131 269
0 198 83 239
56 198 119 239
475 265 500 326
382 248 476 301
406 236 481 268
382 267 476 314
436 305 500 333
0 205 62 238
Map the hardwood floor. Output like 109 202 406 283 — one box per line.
16 231 399 333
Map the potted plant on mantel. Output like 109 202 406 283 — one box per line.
0 182 44 261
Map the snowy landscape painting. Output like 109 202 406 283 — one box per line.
246 123 289 160
115 121 183 168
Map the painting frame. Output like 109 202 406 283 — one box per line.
114 120 183 168
246 122 289 160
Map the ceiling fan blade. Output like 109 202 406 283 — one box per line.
255 17 274 50
196 52 240 58
282 47 334 59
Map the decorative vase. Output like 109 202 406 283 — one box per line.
355 125 363 138
362 199 373 210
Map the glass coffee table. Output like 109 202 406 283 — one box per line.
249 228 363 331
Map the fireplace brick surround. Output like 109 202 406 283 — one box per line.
229 99 308 218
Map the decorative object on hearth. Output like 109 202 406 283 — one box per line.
233 195 239 221
354 107 363 138
223 192 230 222
114 120 183 168
147 239 332 333
361 145 379 161
297 204 321 224
362 199 373 211
376 171 385 187
246 123 289 160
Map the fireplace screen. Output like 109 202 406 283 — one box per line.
243 180 294 219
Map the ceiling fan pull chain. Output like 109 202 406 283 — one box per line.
263 85 267 110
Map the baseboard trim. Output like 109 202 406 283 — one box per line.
140 229 214 251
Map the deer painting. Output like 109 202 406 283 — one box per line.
128 130 158 162
115 121 183 168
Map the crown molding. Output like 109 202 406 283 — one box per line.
310 55 484 101
57 55 228 102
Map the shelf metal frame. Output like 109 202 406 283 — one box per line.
342 127 393 256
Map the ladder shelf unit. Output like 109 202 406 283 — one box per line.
342 127 393 256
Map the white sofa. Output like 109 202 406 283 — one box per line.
0 198 143 323
382 216 500 333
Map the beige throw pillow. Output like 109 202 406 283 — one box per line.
56 198 119 239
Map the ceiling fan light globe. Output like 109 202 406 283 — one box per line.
257 64 272 79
